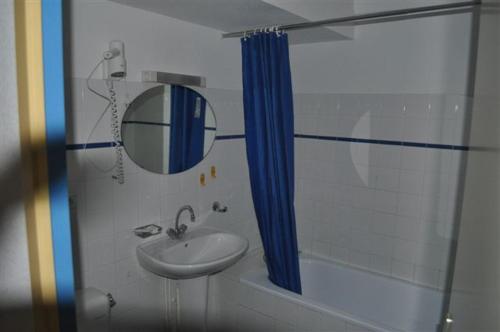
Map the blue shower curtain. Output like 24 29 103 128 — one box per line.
169 85 206 174
241 32 302 294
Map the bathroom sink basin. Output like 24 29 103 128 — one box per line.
136 227 249 279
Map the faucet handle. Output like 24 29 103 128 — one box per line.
166 224 187 240
166 228 176 239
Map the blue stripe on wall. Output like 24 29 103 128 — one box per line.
215 134 246 140
67 134 468 151
66 141 121 150
41 1 77 331
294 134 469 151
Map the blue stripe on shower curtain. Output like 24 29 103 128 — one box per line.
241 32 302 294
168 85 206 174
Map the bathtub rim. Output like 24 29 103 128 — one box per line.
240 252 443 332
298 250 445 293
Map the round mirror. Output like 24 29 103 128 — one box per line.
121 85 216 174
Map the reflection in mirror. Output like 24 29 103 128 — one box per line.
121 85 216 174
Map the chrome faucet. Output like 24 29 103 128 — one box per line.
167 205 195 239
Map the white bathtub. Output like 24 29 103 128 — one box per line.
240 255 444 332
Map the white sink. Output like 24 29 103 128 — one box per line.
136 227 249 279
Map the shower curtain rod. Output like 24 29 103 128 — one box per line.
221 0 481 39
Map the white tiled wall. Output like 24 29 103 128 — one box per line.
205 93 470 332
68 77 470 330
293 93 468 289
67 78 259 331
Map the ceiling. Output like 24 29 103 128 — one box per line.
108 0 355 44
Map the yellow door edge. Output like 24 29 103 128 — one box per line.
14 1 60 331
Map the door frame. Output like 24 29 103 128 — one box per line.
15 1 76 331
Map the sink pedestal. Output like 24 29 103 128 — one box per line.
170 276 209 332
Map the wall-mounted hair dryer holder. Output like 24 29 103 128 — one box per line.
103 40 126 80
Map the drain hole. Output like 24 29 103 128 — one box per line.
184 243 188 247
